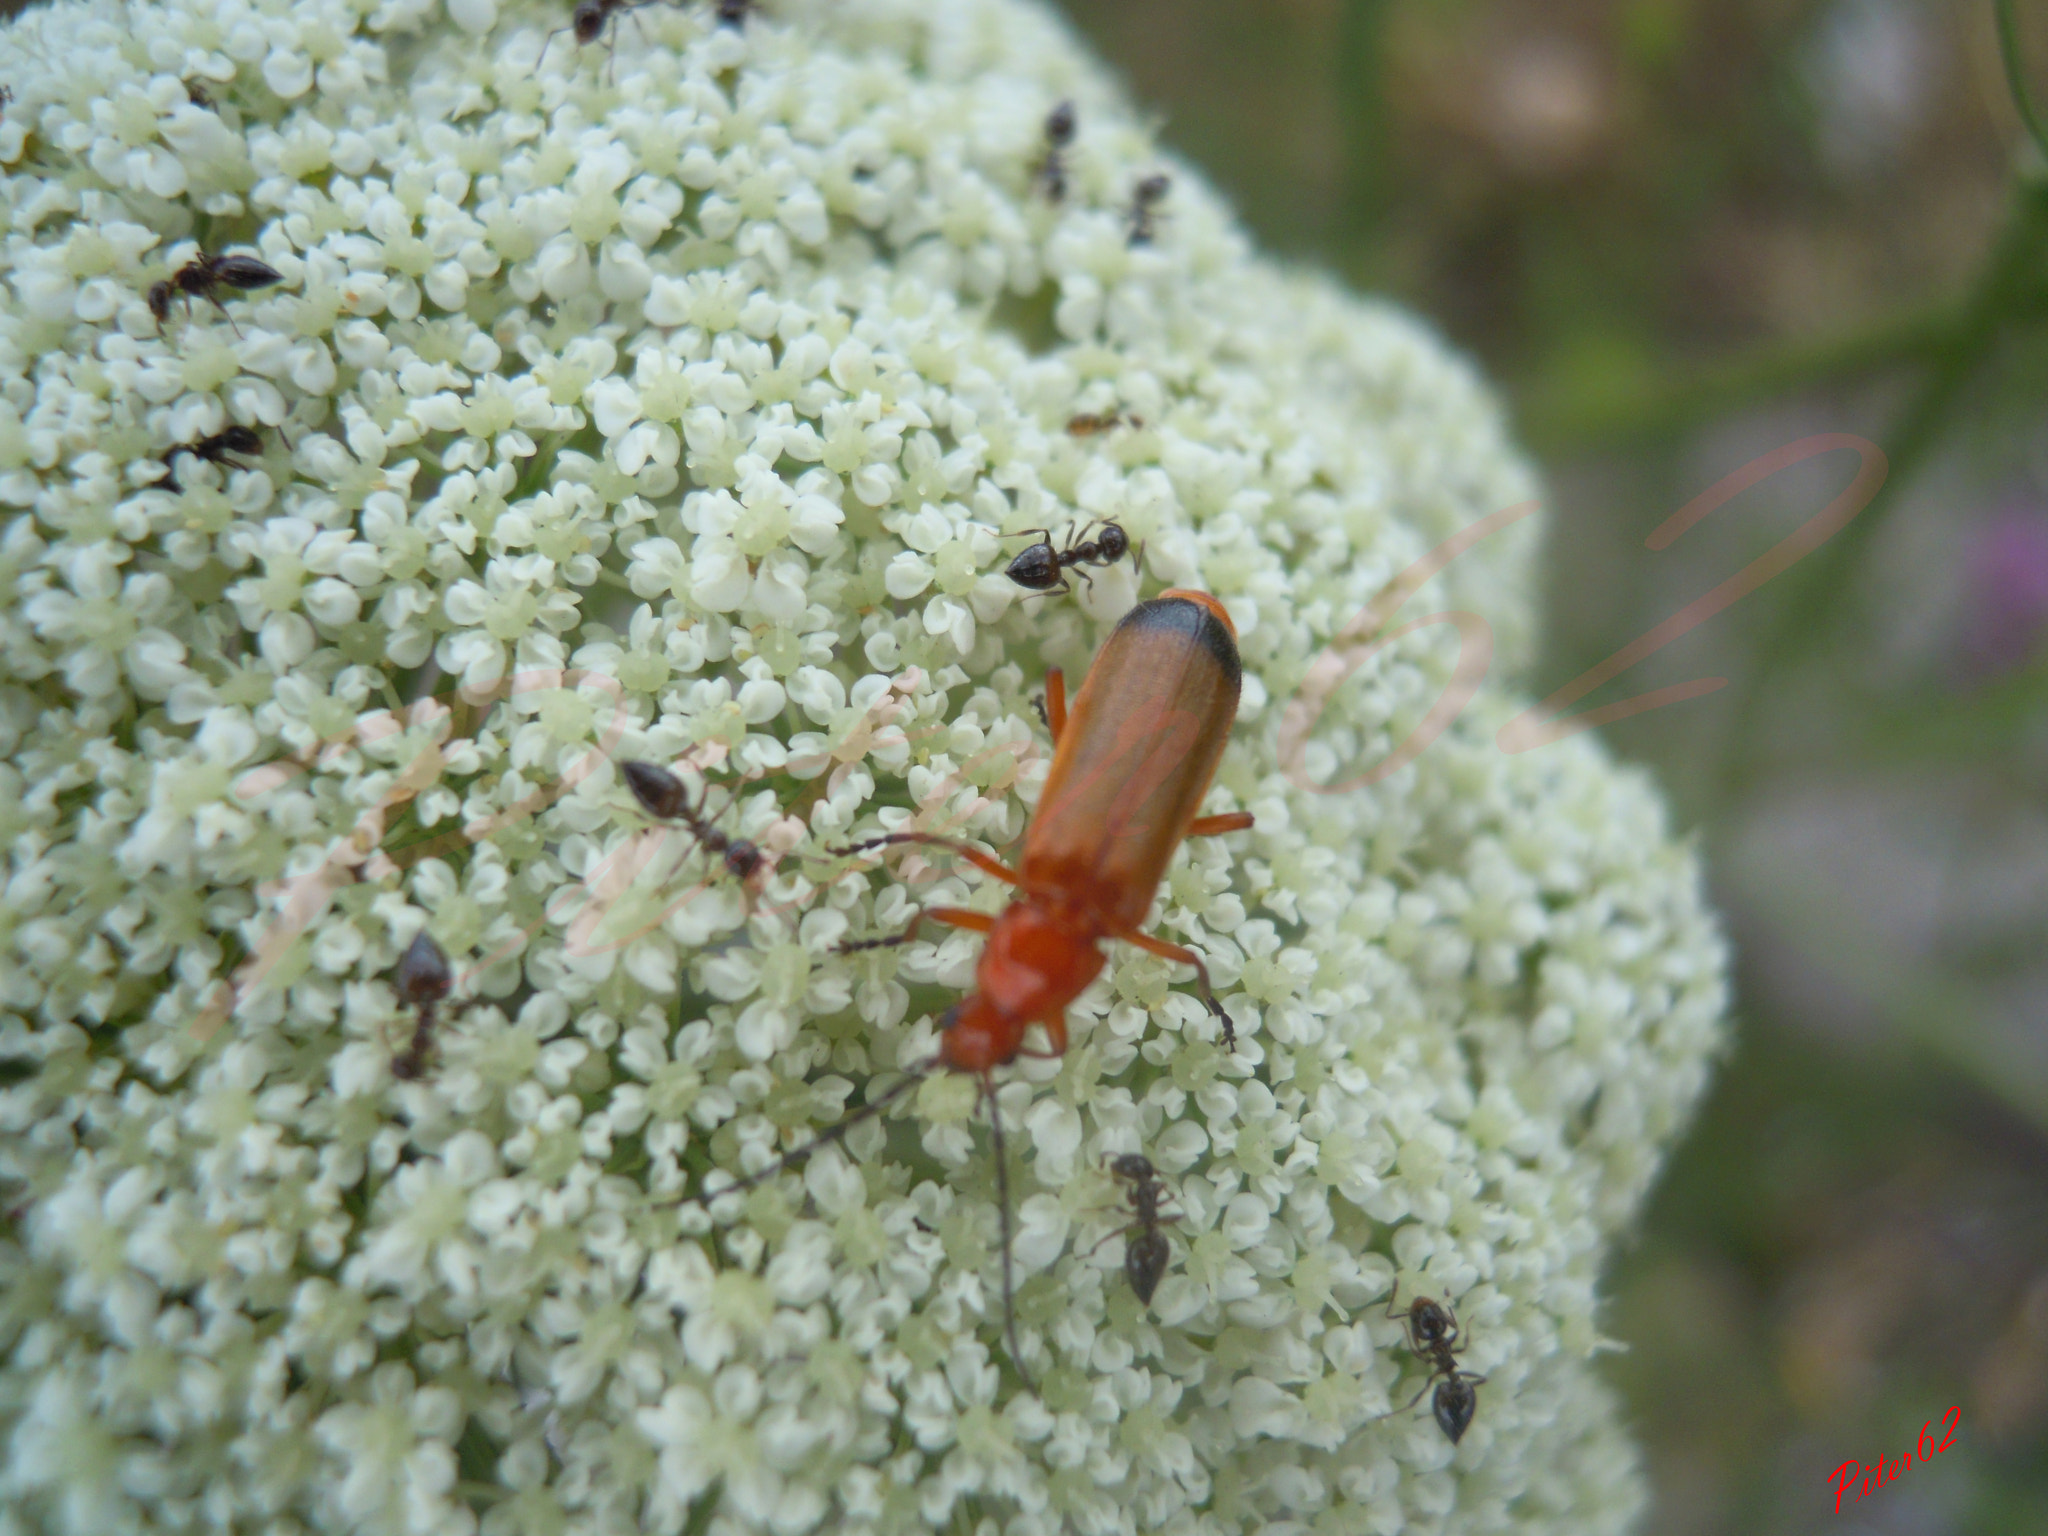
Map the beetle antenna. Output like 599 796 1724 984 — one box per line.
660 1061 932 1209
983 1074 1036 1393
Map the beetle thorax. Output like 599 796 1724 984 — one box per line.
935 901 1104 1072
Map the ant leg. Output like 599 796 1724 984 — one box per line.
1082 1219 1141 1259
832 831 1022 887
1185 811 1255 838
1368 1379 1436 1423
1044 669 1067 740
1111 926 1235 1050
206 293 245 338
980 1074 1036 1392
1383 1280 1405 1321
838 904 994 954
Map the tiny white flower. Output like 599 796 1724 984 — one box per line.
0 1 1723 1533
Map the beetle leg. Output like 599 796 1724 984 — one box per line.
1185 811 1254 838
833 831 1022 886
1111 927 1235 1050
1044 668 1067 740
838 904 995 953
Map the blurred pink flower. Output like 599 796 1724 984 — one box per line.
1963 504 2048 677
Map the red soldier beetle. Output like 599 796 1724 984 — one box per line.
672 590 1256 1386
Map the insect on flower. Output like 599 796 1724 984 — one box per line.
1065 409 1142 437
388 932 479 1082
157 424 263 493
714 0 758 24
1003 519 1139 600
1087 1152 1180 1304
1036 100 1076 202
539 0 655 72
1126 172 1170 245
620 759 767 883
669 591 1256 1385
1374 1284 1489 1444
147 249 283 335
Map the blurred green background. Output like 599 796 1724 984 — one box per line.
1052 1 2048 1532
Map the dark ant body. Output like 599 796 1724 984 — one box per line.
1065 410 1142 437
540 0 656 71
1036 100 1076 202
622 760 766 882
1003 519 1136 599
389 932 476 1081
715 0 757 23
1089 1153 1180 1304
148 250 283 334
158 424 262 493
1376 1285 1488 1444
185 81 214 109
1126 173 1170 245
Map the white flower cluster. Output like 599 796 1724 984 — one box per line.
0 1 1728 1533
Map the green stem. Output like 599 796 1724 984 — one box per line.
1335 1 1389 247
1520 302 1962 454
1998 0 2048 164
1711 171 2048 806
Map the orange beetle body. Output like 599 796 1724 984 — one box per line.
915 588 1251 1073
674 590 1254 1388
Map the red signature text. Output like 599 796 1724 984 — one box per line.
1828 1406 1961 1513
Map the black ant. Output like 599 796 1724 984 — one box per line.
157 424 262 493
540 0 656 72
621 759 766 882
714 0 757 23
1375 1284 1488 1445
1003 519 1137 599
388 932 477 1081
148 249 283 335
1087 1153 1180 1305
1036 100 1076 202
1126 173 1170 246
1065 410 1142 437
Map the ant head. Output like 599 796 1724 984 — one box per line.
1108 1152 1153 1182
220 425 264 453
1004 542 1061 591
573 0 608 43
393 931 454 1006
1045 100 1076 146
1433 1375 1479 1444
622 760 691 821
724 841 765 881
1135 174 1170 207
1125 1227 1169 1304
1094 523 1130 561
1409 1296 1456 1347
